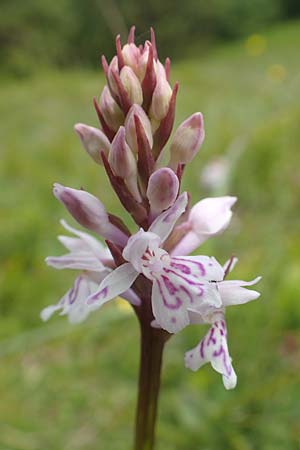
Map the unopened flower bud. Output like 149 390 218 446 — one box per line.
74 123 110 165
169 113 205 169
107 56 119 95
125 104 153 153
147 168 179 218
122 43 140 73
53 183 128 246
149 64 172 121
100 86 124 131
109 127 137 179
137 42 154 81
120 66 143 105
109 127 141 202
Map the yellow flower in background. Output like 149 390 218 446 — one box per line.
116 297 133 313
245 34 267 56
267 64 287 83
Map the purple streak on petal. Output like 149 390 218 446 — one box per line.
170 262 191 274
179 284 194 304
87 287 108 304
199 339 205 359
163 268 204 296
156 278 183 310
161 275 178 295
68 276 82 304
213 345 232 376
172 257 206 276
207 327 216 346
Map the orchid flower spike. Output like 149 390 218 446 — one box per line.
43 27 262 398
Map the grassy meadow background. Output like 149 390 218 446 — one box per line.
1 20 300 449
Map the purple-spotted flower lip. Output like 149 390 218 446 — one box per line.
185 317 237 390
85 193 227 334
184 258 261 389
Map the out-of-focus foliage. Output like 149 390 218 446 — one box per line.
1 21 300 449
0 0 297 76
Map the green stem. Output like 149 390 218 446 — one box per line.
134 299 170 450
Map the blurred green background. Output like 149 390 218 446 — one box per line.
1 2 300 449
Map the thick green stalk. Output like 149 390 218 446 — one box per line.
134 296 170 450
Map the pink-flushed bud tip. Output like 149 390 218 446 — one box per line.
74 123 110 165
53 183 128 246
125 104 153 153
120 66 143 105
108 127 141 202
109 126 137 179
99 86 124 132
147 168 179 219
149 62 172 121
169 112 205 169
122 42 140 74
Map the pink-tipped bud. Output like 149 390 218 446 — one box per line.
122 43 140 73
53 183 109 233
137 41 154 81
147 168 179 218
169 113 205 168
108 126 137 179
149 63 172 121
99 86 124 132
120 66 143 105
53 183 128 246
125 104 153 153
107 55 119 95
109 127 141 202
74 123 111 165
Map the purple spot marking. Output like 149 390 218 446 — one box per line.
179 284 194 304
163 268 204 296
171 317 177 323
88 286 108 304
68 276 82 304
199 339 205 359
207 327 216 345
161 275 178 295
171 262 191 274
156 279 183 310
172 258 206 276
213 343 232 376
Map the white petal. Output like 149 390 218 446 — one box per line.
57 235 87 253
60 219 109 259
149 192 188 243
151 277 191 333
40 275 98 323
40 304 62 321
45 253 105 271
190 196 237 236
151 263 222 334
219 280 261 306
184 319 237 390
86 263 139 308
173 196 236 255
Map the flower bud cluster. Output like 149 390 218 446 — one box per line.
73 27 205 225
